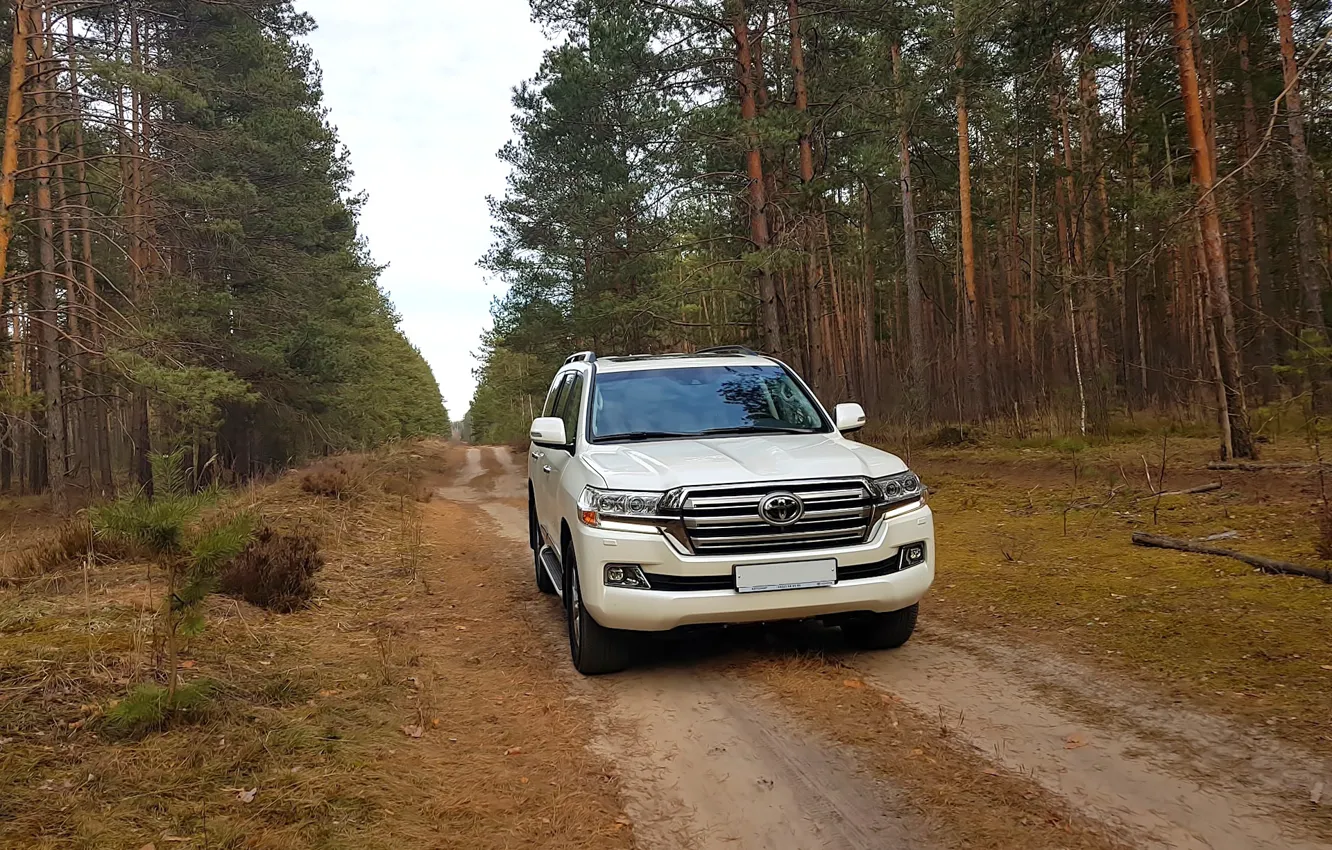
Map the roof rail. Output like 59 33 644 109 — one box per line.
695 345 760 356
564 350 597 365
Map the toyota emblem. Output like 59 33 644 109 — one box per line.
758 491 805 527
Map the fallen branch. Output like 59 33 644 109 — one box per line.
1207 461 1316 471
1130 482 1221 503
1131 532 1332 583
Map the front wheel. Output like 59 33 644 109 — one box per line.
565 547 633 675
530 492 555 595
843 604 918 650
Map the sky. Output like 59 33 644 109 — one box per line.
299 0 552 420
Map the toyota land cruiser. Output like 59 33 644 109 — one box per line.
527 346 935 674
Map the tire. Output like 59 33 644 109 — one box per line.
843 604 918 650
565 545 633 675
531 492 555 595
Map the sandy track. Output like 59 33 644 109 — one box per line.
854 629 1330 850
440 447 923 850
438 446 1332 850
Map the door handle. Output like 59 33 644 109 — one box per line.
542 464 552 474
530 450 543 459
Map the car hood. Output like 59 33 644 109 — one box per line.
579 434 907 490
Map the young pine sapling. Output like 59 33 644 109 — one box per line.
92 449 255 725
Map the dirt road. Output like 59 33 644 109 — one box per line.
437 446 1332 850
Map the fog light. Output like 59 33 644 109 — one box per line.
902 543 927 567
604 563 652 589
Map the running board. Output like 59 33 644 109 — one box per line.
539 546 564 598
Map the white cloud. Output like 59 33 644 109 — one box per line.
299 0 551 418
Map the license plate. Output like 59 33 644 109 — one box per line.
734 559 837 594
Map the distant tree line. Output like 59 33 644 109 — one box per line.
469 0 1332 457
0 0 448 511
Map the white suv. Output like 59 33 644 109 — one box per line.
527 347 935 674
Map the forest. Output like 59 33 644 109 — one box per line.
469 0 1332 457
0 0 449 512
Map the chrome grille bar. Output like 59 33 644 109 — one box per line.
679 478 875 555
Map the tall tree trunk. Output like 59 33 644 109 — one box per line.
955 10 982 420
128 12 152 492
1052 67 1088 431
25 2 68 511
1172 0 1256 458
788 0 824 392
732 0 781 356
1123 20 1146 405
1238 30 1279 402
892 41 925 413
44 5 91 498
66 10 112 493
1274 0 1328 409
1 0 25 406
1081 41 1117 387
1053 52 1099 385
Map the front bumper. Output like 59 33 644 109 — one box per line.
572 503 935 632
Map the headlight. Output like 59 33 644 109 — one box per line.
578 487 666 527
871 471 925 505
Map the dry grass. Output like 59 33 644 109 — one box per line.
298 455 370 501
220 527 324 612
0 440 632 850
0 517 129 583
737 654 1133 850
877 433 1332 754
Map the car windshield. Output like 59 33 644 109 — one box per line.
590 365 829 441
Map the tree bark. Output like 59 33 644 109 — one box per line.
1274 0 1328 409
732 0 782 357
1237 31 1279 402
892 41 925 412
1123 20 1146 404
1053 52 1099 383
1172 0 1255 459
25 2 68 511
1 0 25 403
66 10 112 494
128 12 152 493
788 0 825 392
1081 41 1117 382
955 9 982 420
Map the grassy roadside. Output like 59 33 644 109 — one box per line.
880 432 1332 752
0 442 633 850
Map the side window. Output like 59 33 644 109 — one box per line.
543 374 570 417
558 373 585 446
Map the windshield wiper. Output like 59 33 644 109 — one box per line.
694 426 821 436
597 430 692 442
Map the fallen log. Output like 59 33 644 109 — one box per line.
1130 482 1221 503
1131 532 1332 583
1206 461 1316 471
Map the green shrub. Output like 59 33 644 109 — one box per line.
104 680 215 739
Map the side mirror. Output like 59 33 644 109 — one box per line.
530 416 569 448
834 403 866 433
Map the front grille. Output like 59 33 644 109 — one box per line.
681 479 875 556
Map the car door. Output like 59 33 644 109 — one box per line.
531 373 571 547
543 371 585 553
